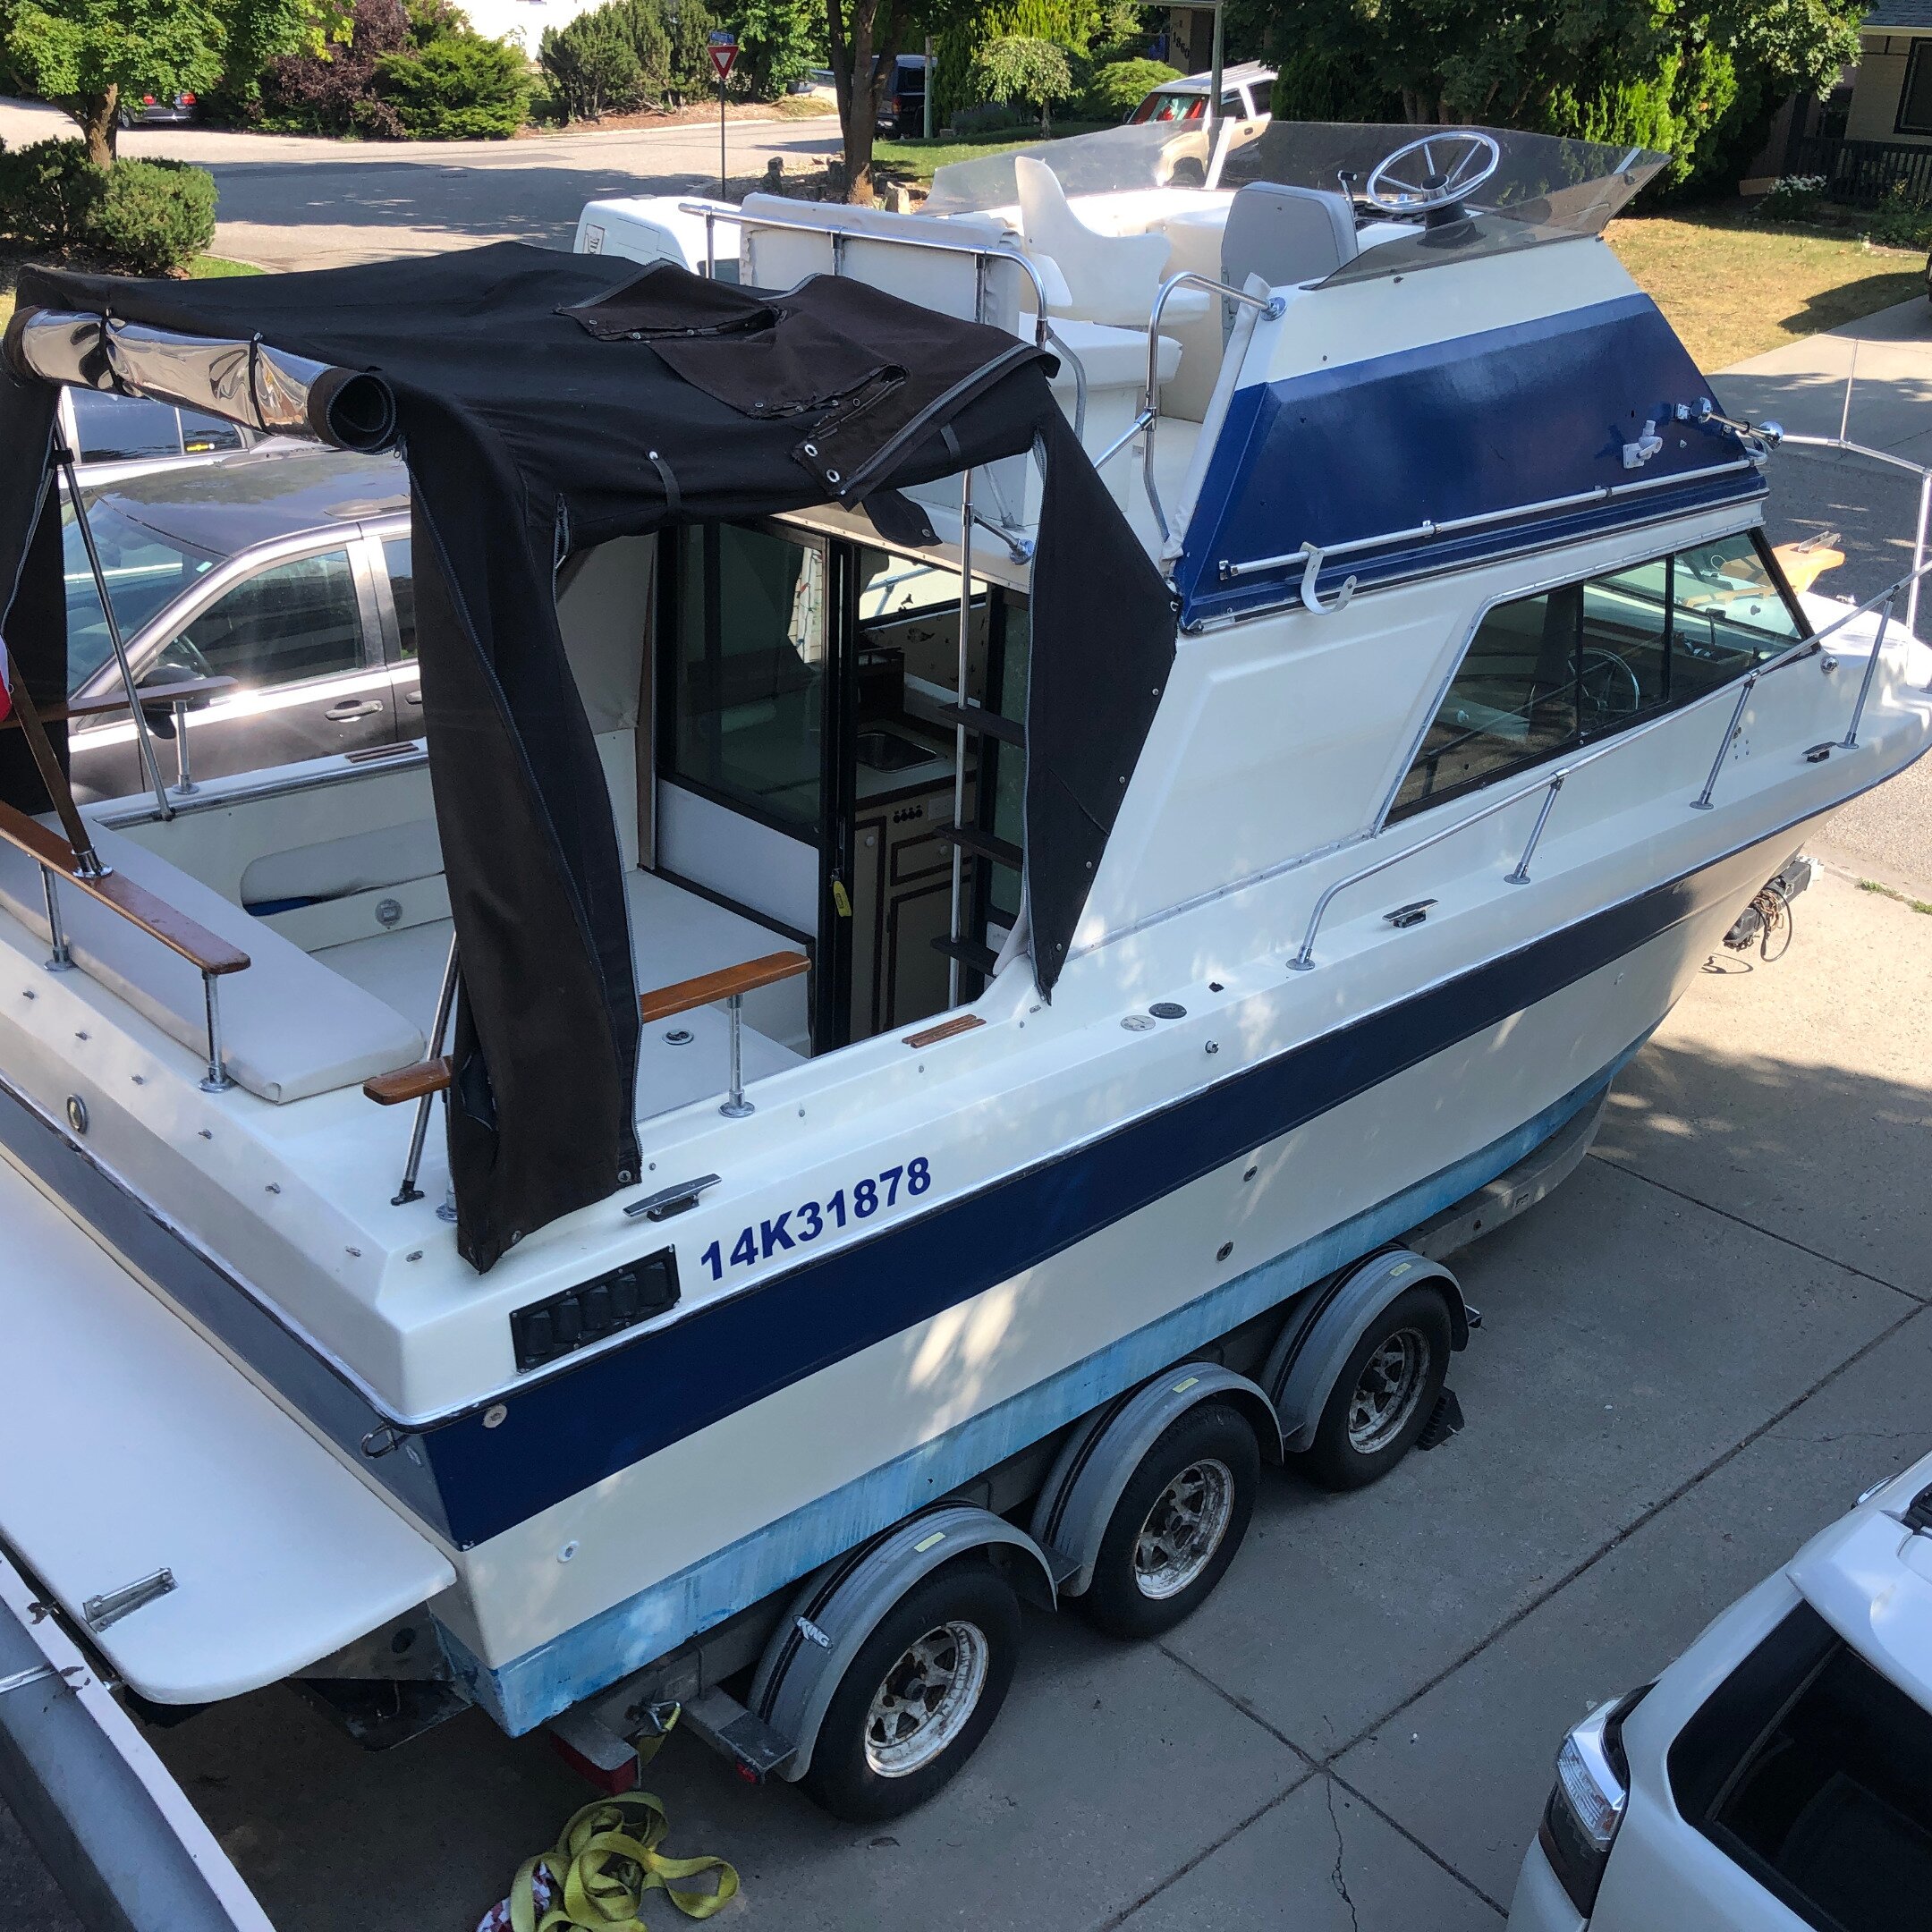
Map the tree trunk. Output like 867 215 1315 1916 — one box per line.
77 87 120 165
826 0 900 204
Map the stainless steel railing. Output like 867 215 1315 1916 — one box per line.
1285 555 1932 972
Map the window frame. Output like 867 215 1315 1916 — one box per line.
72 527 387 709
1897 38 1932 137
1381 526 1812 829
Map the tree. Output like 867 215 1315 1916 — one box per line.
970 31 1068 131
1260 0 1862 193
2 0 305 163
732 0 819 97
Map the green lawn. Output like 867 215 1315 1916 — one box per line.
875 122 1107 186
1606 209 1923 370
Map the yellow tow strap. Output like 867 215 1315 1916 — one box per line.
507 1789 740 1932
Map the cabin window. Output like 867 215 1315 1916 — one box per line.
1899 39 1932 136
665 522 828 835
1392 531 1804 820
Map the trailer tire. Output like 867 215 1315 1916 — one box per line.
800 1562 1021 1822
1298 1284 1452 1491
1080 1402 1260 1639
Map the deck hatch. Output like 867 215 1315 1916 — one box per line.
511 1248 681 1372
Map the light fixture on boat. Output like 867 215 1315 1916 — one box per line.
2 309 399 453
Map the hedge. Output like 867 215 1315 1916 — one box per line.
0 140 216 273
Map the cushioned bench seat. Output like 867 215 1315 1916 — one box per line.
0 820 426 1104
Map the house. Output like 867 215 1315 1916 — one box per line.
1849 1 1932 142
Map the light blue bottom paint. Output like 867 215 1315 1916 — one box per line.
446 1043 1640 1733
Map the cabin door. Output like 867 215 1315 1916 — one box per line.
654 521 857 1050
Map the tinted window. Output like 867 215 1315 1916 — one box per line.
1392 532 1803 819
64 500 219 691
1670 1602 1932 1932
173 547 364 688
71 393 182 462
384 535 416 659
666 523 826 834
176 408 244 455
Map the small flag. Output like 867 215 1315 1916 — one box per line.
0 644 13 725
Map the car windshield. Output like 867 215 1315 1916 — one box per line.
1131 91 1205 123
63 497 225 691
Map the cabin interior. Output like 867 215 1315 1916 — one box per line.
37 167 1374 1128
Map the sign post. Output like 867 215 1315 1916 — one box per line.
708 30 737 199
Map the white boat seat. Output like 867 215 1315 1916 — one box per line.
0 820 425 1103
1220 182 1359 322
738 196 1028 333
1014 157 1210 332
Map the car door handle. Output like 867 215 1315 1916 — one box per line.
405 690 422 706
324 699 384 722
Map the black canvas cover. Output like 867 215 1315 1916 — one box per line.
0 242 1174 1270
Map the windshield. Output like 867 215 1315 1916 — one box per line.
926 121 1665 275
924 120 1221 211
63 498 225 691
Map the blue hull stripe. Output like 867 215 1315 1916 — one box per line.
419 826 1794 1548
1176 295 1762 627
449 1044 1639 1734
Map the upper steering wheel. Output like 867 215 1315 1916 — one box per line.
1364 131 1501 216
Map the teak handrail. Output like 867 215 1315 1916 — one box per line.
637 951 809 1025
0 675 238 733
364 1056 453 1106
365 953 812 1111
0 798 249 977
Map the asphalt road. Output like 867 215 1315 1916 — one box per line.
0 96 843 269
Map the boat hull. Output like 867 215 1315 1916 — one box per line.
436 821 1809 1733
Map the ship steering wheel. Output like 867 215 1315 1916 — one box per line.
1364 131 1501 216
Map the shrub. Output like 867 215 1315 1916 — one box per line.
0 138 104 252
1867 179 1932 251
970 35 1073 132
89 157 218 273
1757 173 1827 224
0 140 214 272
1084 56 1177 121
541 9 646 120
261 0 411 135
375 34 530 138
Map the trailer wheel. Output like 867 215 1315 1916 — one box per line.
1080 1402 1260 1639
1298 1284 1452 1491
801 1562 1021 1822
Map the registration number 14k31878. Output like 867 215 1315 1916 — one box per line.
698 1157 932 1281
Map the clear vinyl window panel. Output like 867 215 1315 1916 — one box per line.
667 523 827 835
1392 531 1804 821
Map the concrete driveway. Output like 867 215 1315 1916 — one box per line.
0 96 842 270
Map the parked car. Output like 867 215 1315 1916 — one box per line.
1510 1448 1932 1930
64 448 422 804
1128 60 1275 125
63 387 294 489
876 53 926 137
117 89 200 127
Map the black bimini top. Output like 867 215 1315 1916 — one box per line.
0 242 1175 1270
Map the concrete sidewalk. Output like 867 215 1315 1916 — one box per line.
36 868 1903 1931
1722 297 1932 898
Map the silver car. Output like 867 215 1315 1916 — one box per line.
65 448 422 803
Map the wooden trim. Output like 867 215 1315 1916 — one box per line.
902 1013 985 1049
363 1056 452 1105
0 798 250 977
637 950 809 1023
0 676 238 732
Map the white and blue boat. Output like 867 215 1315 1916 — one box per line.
1 120 1927 1915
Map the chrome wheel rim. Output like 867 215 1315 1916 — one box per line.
1348 1328 1430 1453
1133 1457 1235 1599
863 1620 988 1777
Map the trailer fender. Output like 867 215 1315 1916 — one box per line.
1263 1249 1467 1453
1028 1364 1284 1598
747 1504 1054 1783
